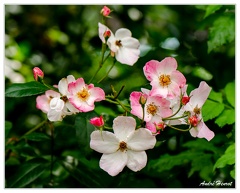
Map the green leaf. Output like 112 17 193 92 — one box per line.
5 81 50 97
208 15 235 53
224 81 235 107
7 158 49 188
202 99 225 121
208 90 223 103
74 112 97 153
215 109 235 127
183 139 221 154
192 66 213 81
24 132 51 141
230 167 235 179
204 5 222 18
148 152 202 173
213 143 235 170
5 121 12 139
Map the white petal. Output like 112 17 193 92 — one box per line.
100 151 128 176
116 47 140 66
47 109 63 122
127 128 156 151
121 37 140 49
113 116 136 141
126 150 147 172
50 98 64 111
58 77 68 95
115 28 132 39
90 130 119 154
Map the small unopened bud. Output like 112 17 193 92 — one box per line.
182 96 190 105
139 94 147 105
104 30 111 38
33 67 44 81
155 122 165 131
101 6 111 17
90 116 104 127
188 115 199 127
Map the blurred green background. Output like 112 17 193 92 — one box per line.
5 5 235 188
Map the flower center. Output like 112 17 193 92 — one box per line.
77 88 90 101
193 106 201 114
119 141 127 152
61 95 68 103
159 74 171 87
147 103 158 115
115 40 122 47
188 115 199 127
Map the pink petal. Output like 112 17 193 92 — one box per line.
190 81 211 108
127 128 156 151
171 70 186 88
90 130 119 153
100 151 128 176
36 94 50 113
196 121 215 141
157 57 178 74
68 78 85 95
88 87 105 102
130 92 144 119
113 116 136 141
143 60 160 81
98 22 112 43
69 97 94 112
126 150 147 172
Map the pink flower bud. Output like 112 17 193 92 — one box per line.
101 6 111 17
188 115 199 127
90 116 104 127
33 67 44 81
104 30 111 38
182 96 190 105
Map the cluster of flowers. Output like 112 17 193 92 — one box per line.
33 6 215 177
35 73 105 122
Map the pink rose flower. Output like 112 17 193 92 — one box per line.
184 81 215 141
143 57 186 98
68 78 105 112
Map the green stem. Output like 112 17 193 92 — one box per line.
88 44 110 83
163 114 188 121
97 58 116 83
20 119 48 140
167 124 191 132
105 96 130 113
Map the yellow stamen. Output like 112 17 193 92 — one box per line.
159 74 171 87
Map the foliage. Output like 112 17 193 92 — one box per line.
5 5 235 188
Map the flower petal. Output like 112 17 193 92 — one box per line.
115 28 132 39
98 22 112 43
121 37 140 49
143 60 160 81
127 128 156 151
189 81 212 108
126 150 147 172
100 151 128 176
116 46 140 66
157 57 178 75
90 130 119 153
113 116 136 141
196 121 215 141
